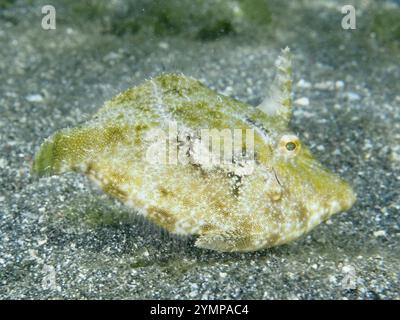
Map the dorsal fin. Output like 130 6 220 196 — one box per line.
257 47 293 125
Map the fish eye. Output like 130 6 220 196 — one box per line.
285 142 297 151
279 134 301 156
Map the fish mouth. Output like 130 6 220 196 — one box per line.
328 179 357 215
310 164 357 217
326 192 356 217
305 180 356 230
338 186 357 212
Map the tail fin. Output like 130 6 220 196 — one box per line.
32 125 120 177
32 128 90 177
32 134 60 177
257 47 293 125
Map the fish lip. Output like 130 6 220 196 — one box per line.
344 188 357 211
306 184 356 225
329 187 357 216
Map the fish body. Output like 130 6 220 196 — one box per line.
33 48 356 252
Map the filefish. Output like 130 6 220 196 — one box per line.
32 48 356 252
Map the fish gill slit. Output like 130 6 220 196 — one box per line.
272 166 283 187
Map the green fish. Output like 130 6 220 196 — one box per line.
33 48 356 252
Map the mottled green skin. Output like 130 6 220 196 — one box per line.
33 52 356 252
